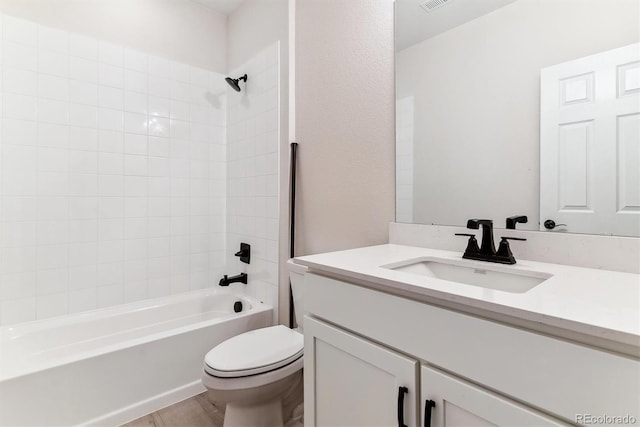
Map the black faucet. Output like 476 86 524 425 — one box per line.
218 273 248 286
466 219 496 256
455 219 526 264
506 215 528 229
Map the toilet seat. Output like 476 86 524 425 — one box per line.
204 325 303 378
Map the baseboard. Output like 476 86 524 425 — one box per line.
82 380 207 426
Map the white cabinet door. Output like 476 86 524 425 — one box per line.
421 366 567 427
304 316 419 427
540 42 640 236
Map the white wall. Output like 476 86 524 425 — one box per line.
295 0 396 255
226 0 287 73
0 14 227 325
0 0 226 72
397 0 640 228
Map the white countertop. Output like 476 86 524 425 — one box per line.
295 244 640 353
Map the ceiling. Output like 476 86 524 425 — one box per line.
396 0 518 51
191 0 516 47
191 0 245 15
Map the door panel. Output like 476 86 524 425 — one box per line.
540 42 640 236
304 316 418 427
421 366 567 427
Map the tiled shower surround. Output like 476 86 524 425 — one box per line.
0 14 234 324
226 43 280 321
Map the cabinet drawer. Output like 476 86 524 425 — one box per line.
305 273 640 423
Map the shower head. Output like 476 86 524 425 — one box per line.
225 74 248 92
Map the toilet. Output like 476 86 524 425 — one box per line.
202 259 307 427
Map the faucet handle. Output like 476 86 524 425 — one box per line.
501 236 526 242
455 233 480 255
234 242 251 264
496 236 526 264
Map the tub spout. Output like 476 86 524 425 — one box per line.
218 273 248 286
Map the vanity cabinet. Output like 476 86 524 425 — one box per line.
305 316 564 427
303 272 639 426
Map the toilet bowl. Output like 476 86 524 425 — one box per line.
201 259 307 427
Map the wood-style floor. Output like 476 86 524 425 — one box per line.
121 379 303 427
121 392 225 427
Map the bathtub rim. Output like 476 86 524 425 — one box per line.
0 288 272 383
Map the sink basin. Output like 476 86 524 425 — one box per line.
382 257 552 293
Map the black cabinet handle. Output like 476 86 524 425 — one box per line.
424 400 436 427
397 386 408 427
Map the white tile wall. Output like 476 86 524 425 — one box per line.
226 43 280 322
0 14 228 325
396 96 414 223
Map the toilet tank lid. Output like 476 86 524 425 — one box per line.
287 259 308 274
205 325 303 374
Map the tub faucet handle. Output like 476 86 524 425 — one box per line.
234 243 251 264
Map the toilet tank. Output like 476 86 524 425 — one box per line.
286 259 307 331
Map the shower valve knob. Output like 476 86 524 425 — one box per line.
234 243 251 264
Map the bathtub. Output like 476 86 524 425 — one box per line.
0 289 272 426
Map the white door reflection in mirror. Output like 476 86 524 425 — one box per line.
540 43 640 237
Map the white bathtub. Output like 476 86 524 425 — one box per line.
0 289 272 426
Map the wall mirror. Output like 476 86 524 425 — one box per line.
395 0 640 237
